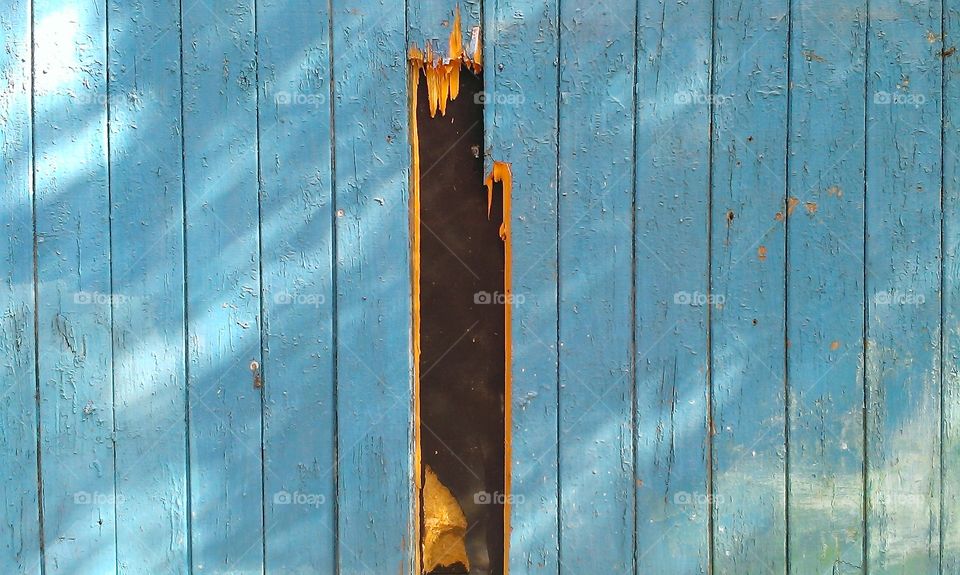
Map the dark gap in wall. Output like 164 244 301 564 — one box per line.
416 65 505 575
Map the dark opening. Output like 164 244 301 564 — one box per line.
415 65 506 575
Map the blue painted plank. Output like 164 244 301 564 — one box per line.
32 0 117 571
785 2 867 574
709 0 789 571
256 0 335 572
865 1 943 572
0 1 41 572
331 2 414 573
633 0 712 571
106 0 188 572
557 1 636 573
408 0 480 50
482 0 560 572
944 1 960 570
181 1 264 572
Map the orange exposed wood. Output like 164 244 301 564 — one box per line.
422 466 470 572
409 52 423 574
408 6 481 118
448 5 463 61
485 162 513 575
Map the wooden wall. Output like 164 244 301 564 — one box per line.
1 0 958 573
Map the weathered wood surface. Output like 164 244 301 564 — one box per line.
865 1 943 572
33 0 116 571
483 0 561 572
634 0 712 571
182 0 264 571
332 1 414 573
557 1 637 573
108 0 189 571
945 2 960 572
786 2 867 574
0 1 40 573
2 0 958 573
257 0 336 572
710 0 790 572
408 0 480 48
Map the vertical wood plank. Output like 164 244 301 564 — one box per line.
331 1 414 573
785 2 867 573
256 0 336 572
557 1 636 573
944 0 960 570
407 0 480 49
107 0 188 572
865 0 943 572
33 0 116 571
0 1 41 572
181 0 264 571
483 0 561 572
709 0 789 572
633 0 712 571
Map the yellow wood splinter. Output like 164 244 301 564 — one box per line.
422 466 470 573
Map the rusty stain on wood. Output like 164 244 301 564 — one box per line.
787 196 801 216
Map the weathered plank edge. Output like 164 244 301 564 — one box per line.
483 0 562 571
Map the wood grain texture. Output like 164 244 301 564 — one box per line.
33 0 116 571
944 1 960 571
331 1 414 573
107 0 189 572
633 0 712 572
0 1 41 572
785 2 867 573
557 1 637 573
181 0 264 571
256 0 336 572
865 1 943 572
709 0 789 572
482 0 561 572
